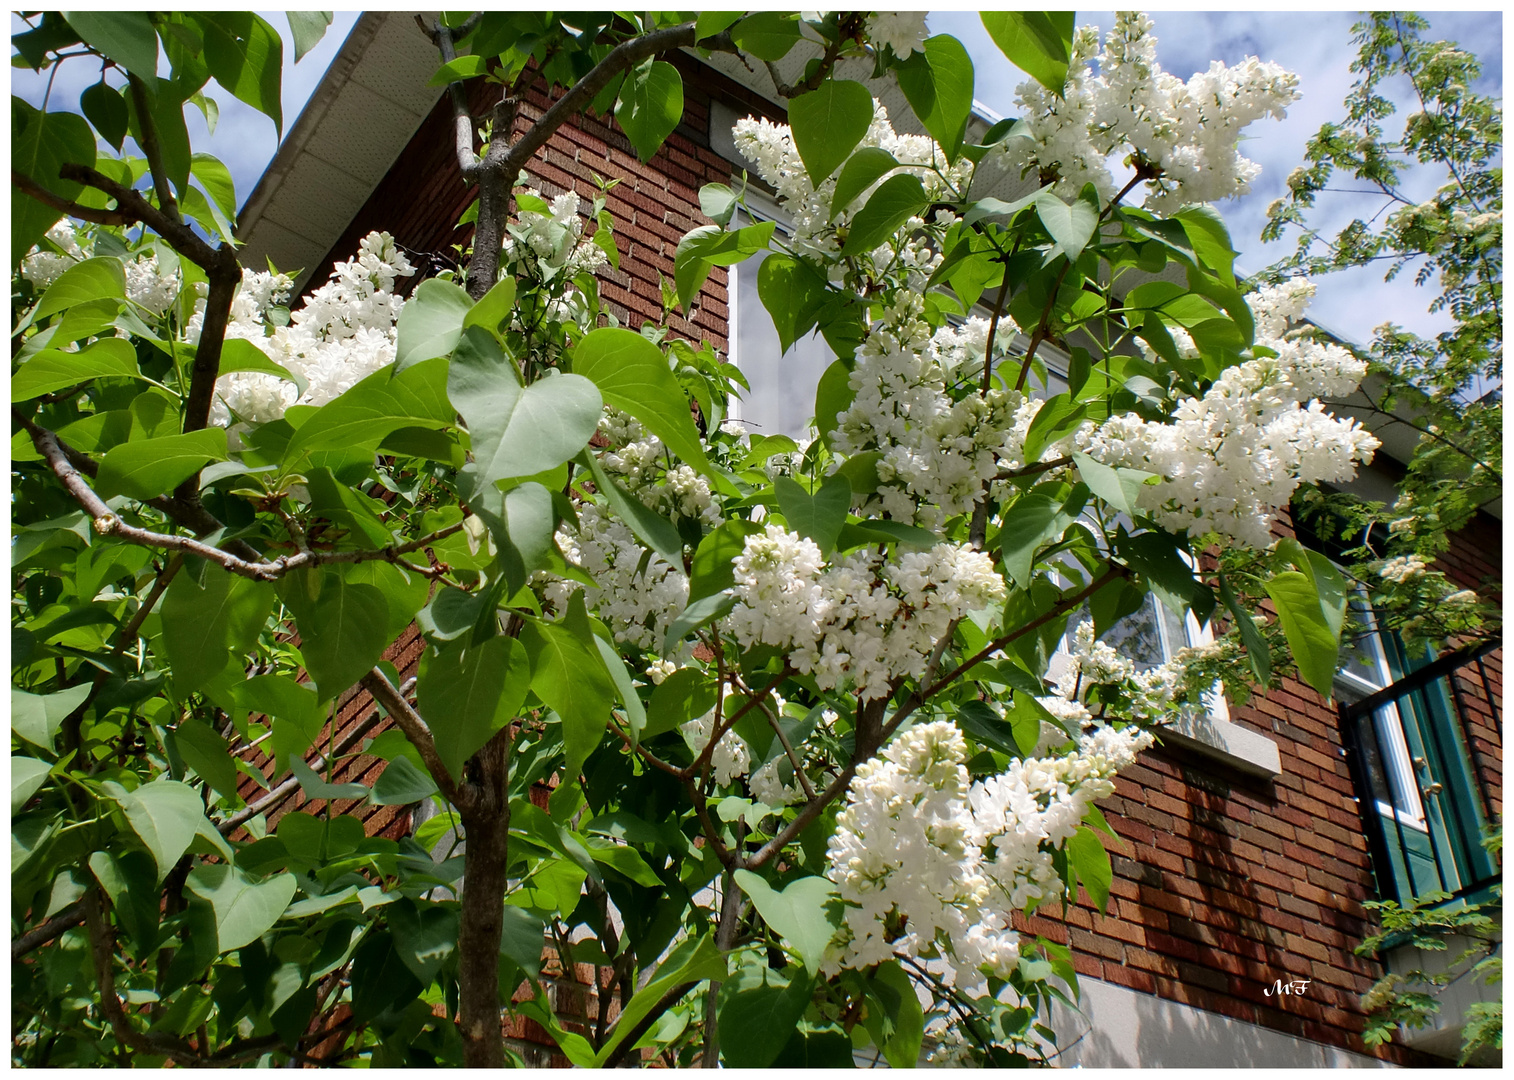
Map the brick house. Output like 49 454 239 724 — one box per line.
234 12 1502 1068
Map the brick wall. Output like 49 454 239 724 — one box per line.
257 54 1501 1067
1012 505 1500 1066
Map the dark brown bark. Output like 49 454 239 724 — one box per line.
456 726 513 1067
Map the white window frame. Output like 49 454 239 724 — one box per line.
1335 594 1428 831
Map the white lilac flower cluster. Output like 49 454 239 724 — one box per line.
680 706 753 787
831 308 1022 530
1377 554 1428 584
541 502 688 653
1004 12 1300 210
597 409 720 526
1082 281 1380 548
1046 620 1195 724
23 220 180 314
732 100 969 266
824 718 1153 990
865 12 930 60
677 693 819 807
727 524 1007 701
206 231 412 425
502 188 608 290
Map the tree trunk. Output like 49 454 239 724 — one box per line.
457 728 512 1067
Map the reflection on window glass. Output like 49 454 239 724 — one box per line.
1338 593 1390 690
1070 592 1193 673
732 248 834 439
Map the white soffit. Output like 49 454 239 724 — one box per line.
237 12 444 291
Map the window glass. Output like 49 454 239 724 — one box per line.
730 245 833 439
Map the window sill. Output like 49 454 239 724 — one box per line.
1159 712 1282 779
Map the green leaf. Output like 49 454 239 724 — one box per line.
11 339 140 402
1276 537 1348 639
286 574 390 702
186 864 298 952
615 59 682 161
96 428 229 501
695 11 743 42
579 452 684 572
872 961 925 1069
428 54 489 86
289 756 369 802
88 850 159 956
592 935 727 1066
1218 574 1271 684
32 257 126 321
584 833 661 887
80 80 129 152
1264 570 1340 700
1021 394 1087 464
774 474 850 555
395 278 474 374
473 480 558 597
1036 188 1100 263
171 718 238 800
689 519 761 602
1071 451 1156 517
718 964 813 1068
462 276 516 337
286 359 452 459
12 757 50 815
645 667 718 741
729 11 802 61
788 79 874 187
287 11 334 63
418 635 531 783
388 900 458 985
1175 205 1239 289
662 591 736 655
838 517 941 550
12 100 95 266
161 564 274 694
498 904 546 983
349 932 423 1022
105 779 206 879
1067 827 1112 913
449 327 601 494
225 674 322 769
189 153 238 222
895 36 975 161
673 221 775 315
200 12 284 136
573 327 713 475
842 173 927 254
830 147 899 220
732 870 839 973
207 338 293 383
698 182 738 228
11 684 89 752
772 1026 854 1067
1000 494 1074 589
756 252 828 353
981 12 1074 97
62 11 158 89
956 699 1020 758
813 358 855 449
521 593 617 779
371 755 438 805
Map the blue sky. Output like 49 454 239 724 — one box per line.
13 10 1502 350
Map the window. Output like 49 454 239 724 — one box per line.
728 200 834 440
1336 596 1498 903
